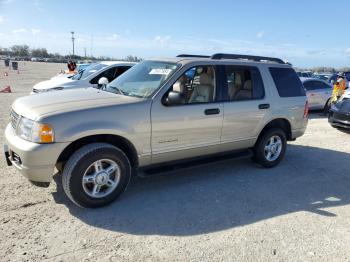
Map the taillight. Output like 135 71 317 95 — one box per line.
303 101 309 118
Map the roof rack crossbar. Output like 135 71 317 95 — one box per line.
177 54 211 58
210 53 286 64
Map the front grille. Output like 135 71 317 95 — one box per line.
10 110 20 130
11 151 22 164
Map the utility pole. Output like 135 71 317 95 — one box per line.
84 47 87 59
71 31 75 59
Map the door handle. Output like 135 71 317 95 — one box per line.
204 108 220 115
258 104 270 109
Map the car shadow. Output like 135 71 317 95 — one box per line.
334 127 350 134
308 110 327 119
52 144 350 236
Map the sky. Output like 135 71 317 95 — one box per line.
0 0 350 67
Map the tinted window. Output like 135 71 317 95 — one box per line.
303 81 314 91
269 68 306 97
313 81 331 90
90 66 131 84
224 66 264 101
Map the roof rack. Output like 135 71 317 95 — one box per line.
177 54 210 58
210 53 286 64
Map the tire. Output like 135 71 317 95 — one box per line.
252 128 287 168
62 143 131 208
323 99 332 115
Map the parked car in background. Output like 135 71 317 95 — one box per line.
4 53 308 207
313 73 332 81
31 61 136 94
300 77 332 111
296 71 313 78
50 63 96 80
328 93 350 129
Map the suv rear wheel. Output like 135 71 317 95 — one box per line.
253 128 287 168
62 143 131 208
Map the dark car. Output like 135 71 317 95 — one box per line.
328 96 350 129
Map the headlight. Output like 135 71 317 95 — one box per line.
16 117 54 143
16 117 34 141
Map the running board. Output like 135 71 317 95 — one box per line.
138 149 253 177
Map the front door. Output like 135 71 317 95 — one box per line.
151 65 223 164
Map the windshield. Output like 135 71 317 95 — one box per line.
71 63 108 80
105 60 179 98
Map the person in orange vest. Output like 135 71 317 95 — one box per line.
331 73 346 103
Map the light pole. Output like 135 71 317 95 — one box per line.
71 31 75 59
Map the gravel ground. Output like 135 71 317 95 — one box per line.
0 61 350 262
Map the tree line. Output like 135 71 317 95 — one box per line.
295 66 350 73
0 45 142 62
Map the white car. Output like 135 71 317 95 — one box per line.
50 63 94 80
300 77 332 111
31 61 136 94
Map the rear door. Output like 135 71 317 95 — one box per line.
305 80 331 109
220 65 268 151
311 81 332 109
304 81 317 108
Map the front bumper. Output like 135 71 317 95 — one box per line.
4 124 69 182
328 111 350 129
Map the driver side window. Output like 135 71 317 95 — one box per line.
90 66 130 84
168 66 216 105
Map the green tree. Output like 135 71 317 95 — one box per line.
31 48 49 58
10 45 30 57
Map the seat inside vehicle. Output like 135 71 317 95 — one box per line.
189 72 214 103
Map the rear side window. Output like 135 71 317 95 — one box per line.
269 68 306 97
303 81 314 91
224 66 265 101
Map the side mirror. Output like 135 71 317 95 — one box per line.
97 77 109 89
165 91 184 106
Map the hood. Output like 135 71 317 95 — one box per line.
33 77 75 90
50 73 72 80
12 88 141 120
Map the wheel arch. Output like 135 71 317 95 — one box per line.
56 134 139 171
256 118 292 144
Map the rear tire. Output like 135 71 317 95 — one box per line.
253 128 287 168
323 99 332 115
62 143 131 208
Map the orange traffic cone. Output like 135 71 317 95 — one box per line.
4 72 8 76
0 86 12 93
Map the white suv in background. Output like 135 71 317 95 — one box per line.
31 61 136 94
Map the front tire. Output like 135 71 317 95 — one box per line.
62 143 131 208
253 128 287 168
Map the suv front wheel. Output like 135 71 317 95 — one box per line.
62 143 131 208
253 128 287 168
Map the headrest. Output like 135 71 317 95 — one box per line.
200 73 213 86
235 73 242 85
173 81 183 93
244 80 252 90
